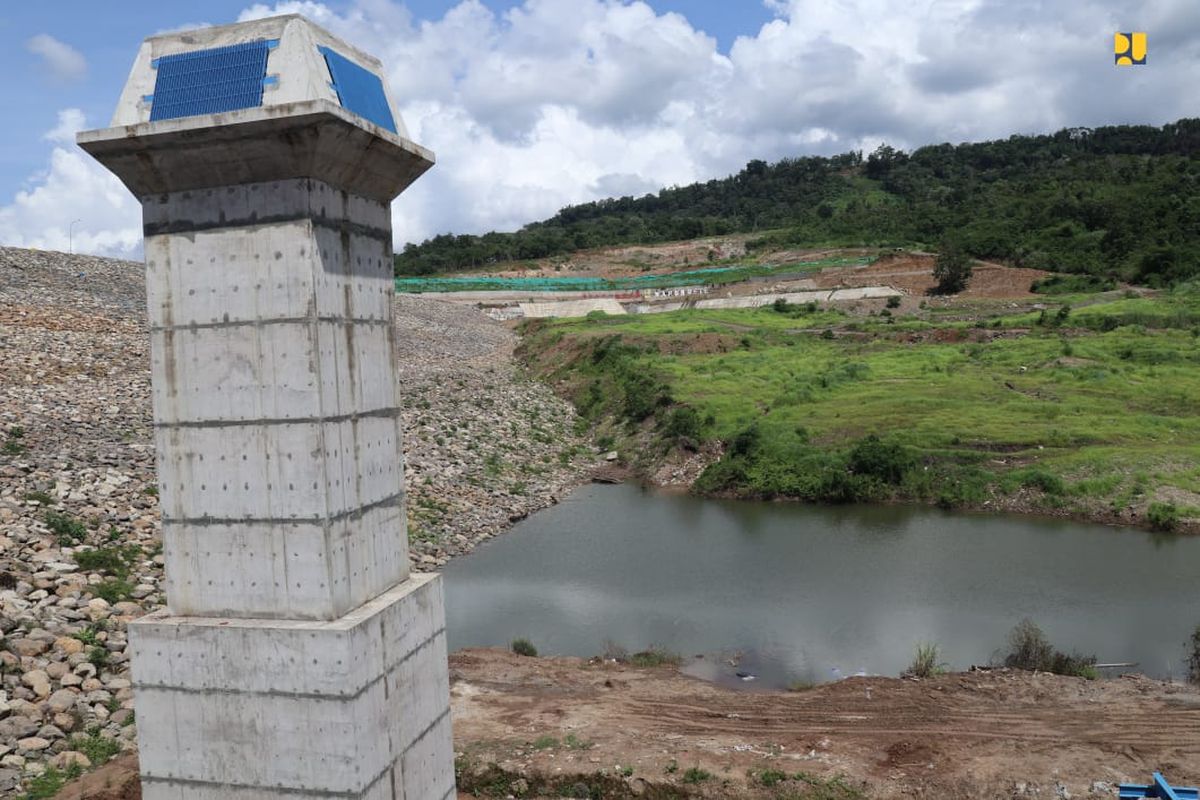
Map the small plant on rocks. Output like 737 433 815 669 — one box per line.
44 511 87 546
23 764 83 800
90 579 135 604
87 646 110 669
69 729 121 767
682 767 712 784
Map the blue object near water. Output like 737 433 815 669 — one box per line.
1119 773 1197 799
319 46 397 133
149 40 272 122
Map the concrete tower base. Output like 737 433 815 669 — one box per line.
129 573 454 800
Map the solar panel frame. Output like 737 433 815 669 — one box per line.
318 46 398 134
149 40 271 122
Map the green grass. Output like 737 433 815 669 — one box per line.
520 291 1200 526
907 643 946 678
627 647 683 668
23 765 82 800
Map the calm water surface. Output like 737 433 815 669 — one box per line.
443 483 1200 688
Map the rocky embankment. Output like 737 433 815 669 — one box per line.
0 246 594 794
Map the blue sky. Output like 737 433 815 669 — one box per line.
1 0 1195 256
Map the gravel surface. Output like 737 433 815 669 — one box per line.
0 246 595 793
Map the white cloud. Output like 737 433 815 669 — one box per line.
3 0 1198 258
26 34 87 82
43 109 87 144
0 112 142 257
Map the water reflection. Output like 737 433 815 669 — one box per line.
443 483 1200 687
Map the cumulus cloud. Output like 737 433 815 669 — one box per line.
26 34 87 82
0 112 142 257
3 0 1197 257
42 109 88 144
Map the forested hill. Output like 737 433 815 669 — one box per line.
396 119 1200 285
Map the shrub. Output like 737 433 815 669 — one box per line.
661 405 701 442
757 769 789 787
23 491 54 505
1013 468 1065 496
45 512 87 545
682 767 712 784
1147 501 1179 532
1003 619 1096 678
1187 625 1200 685
511 638 538 657
729 424 761 458
907 643 945 678
628 647 681 667
886 295 901 309
1004 619 1054 671
847 435 913 485
563 733 592 750
1031 274 1116 294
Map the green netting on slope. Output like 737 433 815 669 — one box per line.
395 256 874 293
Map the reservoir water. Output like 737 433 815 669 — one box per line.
442 483 1200 688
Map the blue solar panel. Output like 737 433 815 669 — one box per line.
319 47 397 134
150 40 271 122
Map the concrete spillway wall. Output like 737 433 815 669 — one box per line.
519 298 628 318
512 287 903 319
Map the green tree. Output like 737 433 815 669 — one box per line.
931 243 973 294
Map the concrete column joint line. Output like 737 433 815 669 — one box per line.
130 627 445 701
144 213 392 242
149 316 392 332
161 490 404 526
154 406 401 429
401 706 452 757
140 758 394 799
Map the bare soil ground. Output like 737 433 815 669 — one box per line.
474 238 1052 306
450 650 1200 799
809 254 1051 299
56 649 1200 799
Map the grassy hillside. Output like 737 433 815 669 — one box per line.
518 286 1200 532
398 119 1200 286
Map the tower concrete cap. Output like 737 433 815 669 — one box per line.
76 15 434 202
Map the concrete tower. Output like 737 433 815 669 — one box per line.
77 16 454 800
